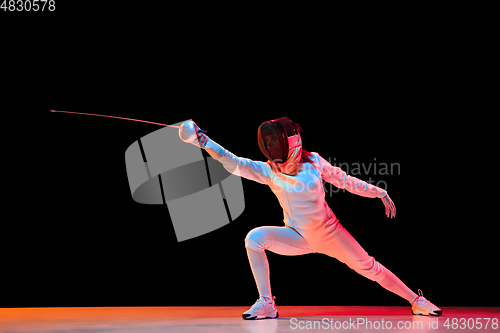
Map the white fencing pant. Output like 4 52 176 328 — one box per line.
244 222 417 303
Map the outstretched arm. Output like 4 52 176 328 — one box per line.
189 129 273 185
316 153 395 218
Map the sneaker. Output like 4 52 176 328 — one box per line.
242 296 279 320
411 289 442 316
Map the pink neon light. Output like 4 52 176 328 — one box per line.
50 110 180 128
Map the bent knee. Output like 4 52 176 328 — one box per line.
245 227 270 252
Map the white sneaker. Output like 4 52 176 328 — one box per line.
242 296 279 320
411 289 442 316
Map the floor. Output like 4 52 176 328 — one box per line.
0 306 498 332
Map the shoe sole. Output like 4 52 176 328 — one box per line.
242 311 279 320
412 309 442 316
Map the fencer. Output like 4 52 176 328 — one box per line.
182 117 442 319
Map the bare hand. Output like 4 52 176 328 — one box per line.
381 194 396 218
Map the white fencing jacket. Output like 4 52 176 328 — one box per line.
205 138 387 237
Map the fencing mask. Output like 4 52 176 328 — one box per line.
258 117 302 174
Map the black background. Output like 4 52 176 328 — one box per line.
2 4 495 307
